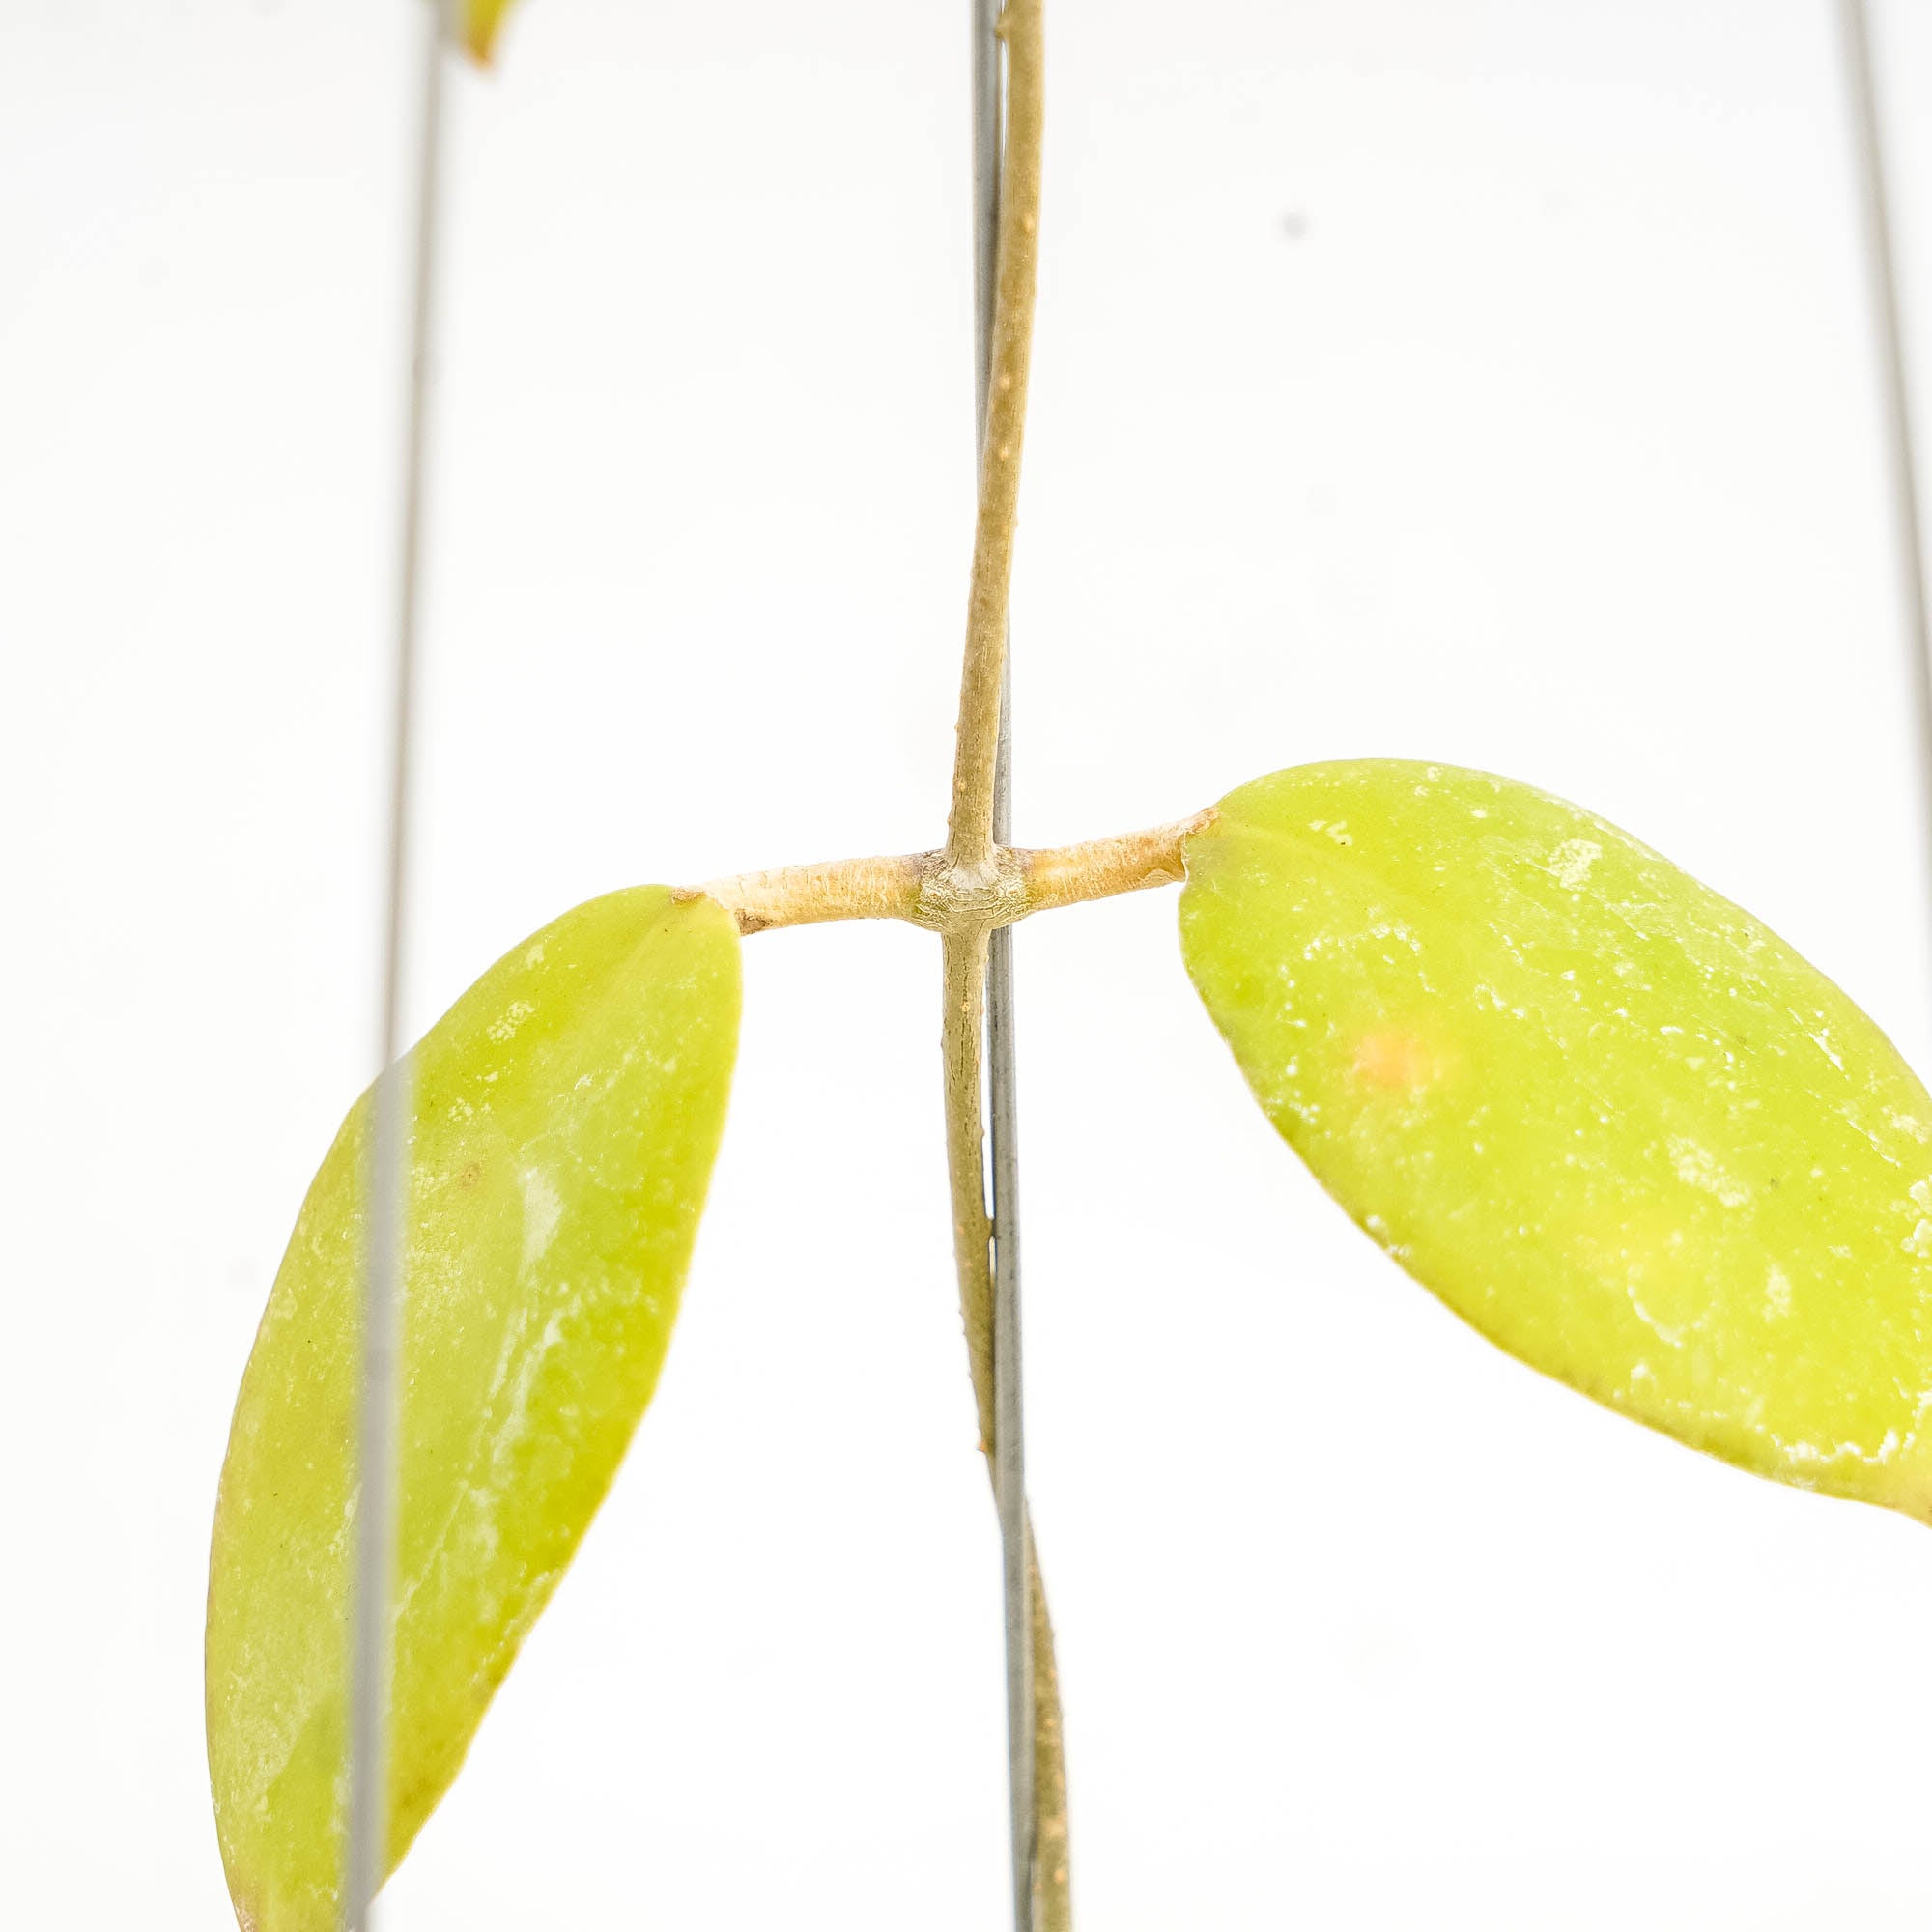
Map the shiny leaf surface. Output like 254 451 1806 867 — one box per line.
207 886 740 1930
1180 761 1932 1520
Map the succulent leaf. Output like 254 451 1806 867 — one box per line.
1180 761 1932 1520
207 886 740 1930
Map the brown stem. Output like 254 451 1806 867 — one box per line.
1022 810 1214 918
707 3 1075 1915
952 20 1067 1899
941 931 996 1445
945 0 1046 872
1028 1520 1070 1932
691 810 1214 938
692 853 923 935
941 933 1072 1931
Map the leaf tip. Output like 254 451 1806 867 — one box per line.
457 0 518 66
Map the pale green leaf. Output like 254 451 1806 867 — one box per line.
207 886 740 1931
1180 761 1932 1520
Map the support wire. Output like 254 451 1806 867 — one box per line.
974 3 1037 1927
345 2 450 1925
1839 0 1932 992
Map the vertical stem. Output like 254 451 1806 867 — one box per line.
953 3 1067 1925
346 1 448 1926
946 0 1074 1916
946 0 1045 870
1028 1523 1070 1932
972 0 1003 453
974 2 1037 1924
989 910 1033 1925
940 934 1072 1932
941 931 996 1442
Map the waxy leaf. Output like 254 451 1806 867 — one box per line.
207 887 739 1931
1180 761 1932 1520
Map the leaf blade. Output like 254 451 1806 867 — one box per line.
207 886 740 1931
1180 761 1932 1518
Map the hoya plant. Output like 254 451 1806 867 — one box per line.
205 4 1932 1928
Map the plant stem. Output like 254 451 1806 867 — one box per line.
1028 1517 1070 1932
692 852 925 935
699 6 1084 1915
940 5 1073 1922
693 810 1213 936
942 930 1072 1932
1022 810 1214 917
946 0 1045 873
942 932 996 1438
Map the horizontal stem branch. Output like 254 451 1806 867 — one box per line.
687 853 923 935
1022 809 1214 917
689 808 1214 938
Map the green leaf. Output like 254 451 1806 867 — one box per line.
1179 761 1932 1520
207 886 740 1931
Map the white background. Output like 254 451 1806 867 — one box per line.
8 0 1932 1924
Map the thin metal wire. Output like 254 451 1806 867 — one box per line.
344 2 450 1924
1840 0 1932 977
974 3 1037 1926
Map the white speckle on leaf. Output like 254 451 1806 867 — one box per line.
1549 838 1601 890
1904 1219 1932 1260
1628 1289 1686 1349
1764 1265 1793 1321
519 1167 564 1273
1778 1429 1901 1471
1807 1028 1845 1072
489 999 537 1044
1668 1137 1751 1208
491 1310 567 1473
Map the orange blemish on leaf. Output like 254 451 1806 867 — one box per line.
1352 1031 1439 1092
